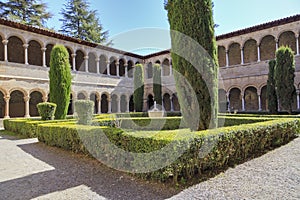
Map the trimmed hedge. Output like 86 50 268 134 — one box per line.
74 100 94 125
37 102 57 120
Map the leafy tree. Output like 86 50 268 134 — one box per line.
0 0 52 27
275 46 295 114
165 0 219 130
49 45 72 119
153 64 162 105
267 60 278 114
60 0 109 44
133 64 144 112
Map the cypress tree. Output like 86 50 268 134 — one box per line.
133 64 144 112
165 0 218 130
153 64 162 105
267 60 278 114
0 0 52 28
274 46 295 114
49 45 72 119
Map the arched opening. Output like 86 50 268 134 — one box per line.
127 60 133 78
109 57 117 76
90 93 98 114
172 94 180 112
28 40 42 66
229 88 242 111
155 60 161 64
162 59 170 76
218 89 227 113
29 91 43 116
88 53 97 73
120 95 127 112
218 46 226 67
0 35 4 61
77 93 86 100
228 43 241 66
111 94 118 113
99 55 107 74
279 31 297 54
101 94 108 113
147 94 154 110
8 36 24 64
244 39 258 63
119 59 125 77
244 87 258 111
67 93 73 115
260 35 276 61
9 90 25 117
46 44 54 67
261 86 267 111
163 93 171 111
0 91 5 118
129 95 134 112
147 62 153 79
76 50 85 71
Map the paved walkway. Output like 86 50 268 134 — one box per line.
0 131 299 200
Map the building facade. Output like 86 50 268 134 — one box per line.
0 15 299 118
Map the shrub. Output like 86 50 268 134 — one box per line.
133 64 144 112
74 100 94 125
267 60 278 114
153 64 162 105
37 102 57 120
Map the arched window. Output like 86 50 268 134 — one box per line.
28 40 42 66
29 91 43 116
260 35 276 61
88 53 97 73
228 43 241 66
9 90 25 117
8 36 24 64
218 46 226 67
243 39 258 63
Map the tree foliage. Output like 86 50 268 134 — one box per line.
274 46 295 114
0 0 52 27
153 64 162 105
267 60 278 114
49 45 72 119
60 0 109 44
165 0 219 130
133 64 144 112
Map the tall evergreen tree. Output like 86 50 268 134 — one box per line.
133 64 144 112
153 64 162 105
275 46 295 114
267 60 278 114
0 0 52 27
60 0 108 44
165 0 219 130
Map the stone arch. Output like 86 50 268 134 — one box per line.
127 60 134 78
119 58 125 77
218 89 227 113
101 93 109 113
163 93 171 111
120 94 127 112
45 44 54 67
244 86 258 111
243 39 258 63
0 35 4 61
88 52 97 73
218 46 226 67
28 40 42 66
147 62 153 79
129 95 134 112
90 92 98 114
228 42 241 66
76 50 85 71
260 85 267 111
172 93 180 112
8 36 25 64
162 58 170 76
9 90 25 117
279 31 297 54
99 55 107 74
111 94 118 113
147 94 154 110
77 92 87 100
29 91 43 116
260 35 276 61
0 90 5 118
229 88 242 111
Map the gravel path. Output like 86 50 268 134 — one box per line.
0 131 299 200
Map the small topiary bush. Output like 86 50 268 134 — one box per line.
37 102 57 120
74 100 94 125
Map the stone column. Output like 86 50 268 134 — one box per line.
2 40 8 62
97 97 101 114
71 54 76 71
296 34 299 56
116 62 120 77
226 93 230 112
117 96 121 113
297 90 300 110
4 95 10 119
258 95 262 111
23 44 29 65
170 96 174 111
241 94 245 111
169 64 173 76
275 38 279 50
42 95 48 102
240 48 244 65
225 50 229 67
126 96 129 113
41 47 47 67
84 56 89 72
24 96 30 118
124 64 128 78
108 97 112 113
257 45 261 62
96 58 100 74
106 61 110 76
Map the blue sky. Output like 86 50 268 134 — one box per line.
43 0 300 53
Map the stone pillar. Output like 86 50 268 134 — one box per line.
108 97 112 113
240 48 244 65
296 34 299 56
125 64 128 78
42 95 48 102
24 96 30 118
96 58 100 74
116 62 120 77
297 90 300 110
226 93 230 112
23 44 29 65
241 94 245 111
143 98 148 112
2 40 8 62
84 56 89 72
225 50 229 67
4 95 10 119
257 45 261 62
258 95 262 111
275 38 279 50
71 54 76 71
126 96 129 113
277 99 280 112
170 64 173 76
170 96 174 112
117 96 121 113
106 61 110 76
97 97 101 114
41 47 47 67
